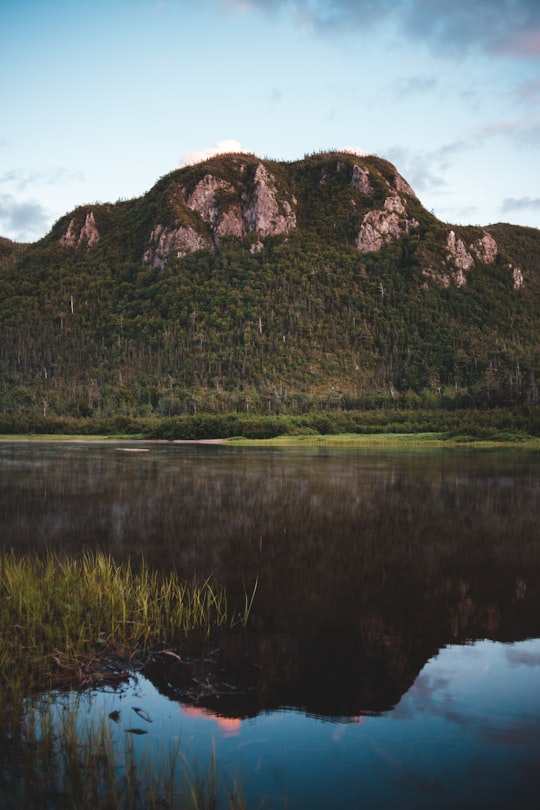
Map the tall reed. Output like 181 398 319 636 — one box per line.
0 549 255 694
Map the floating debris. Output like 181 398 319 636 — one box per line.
132 706 152 723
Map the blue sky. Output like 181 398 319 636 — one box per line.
1 0 539 242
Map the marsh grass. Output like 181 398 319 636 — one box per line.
0 551 257 808
226 431 540 448
0 550 255 695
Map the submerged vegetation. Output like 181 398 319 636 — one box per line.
1 696 247 809
0 550 255 697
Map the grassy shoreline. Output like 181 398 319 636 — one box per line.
226 431 540 448
2 431 540 449
0 406 539 443
0 550 255 697
0 551 256 808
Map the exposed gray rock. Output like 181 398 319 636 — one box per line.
60 211 100 247
393 172 417 198
215 204 244 239
143 224 211 269
186 174 232 226
471 232 498 264
356 195 418 252
447 231 474 272
181 162 296 247
242 163 296 236
142 162 297 266
454 267 467 288
511 265 524 289
351 164 372 194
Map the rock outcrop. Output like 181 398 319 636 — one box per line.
511 265 524 289
60 211 100 247
46 152 532 301
471 232 498 264
446 231 474 279
143 161 297 267
241 163 296 237
443 230 500 287
143 224 211 269
186 175 238 231
356 195 419 252
393 172 417 198
351 164 373 194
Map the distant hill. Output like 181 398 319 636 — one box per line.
1 150 539 418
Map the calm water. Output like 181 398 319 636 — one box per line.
2 440 540 808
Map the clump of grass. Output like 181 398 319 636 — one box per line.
0 550 255 694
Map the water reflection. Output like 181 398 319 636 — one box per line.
46 637 540 809
1 440 540 720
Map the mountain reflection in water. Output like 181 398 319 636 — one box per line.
1 440 539 721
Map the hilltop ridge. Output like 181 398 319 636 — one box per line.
0 150 539 418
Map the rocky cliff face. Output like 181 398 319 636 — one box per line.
143 224 211 269
143 160 297 268
440 228 523 289
60 211 100 247
47 151 529 291
356 194 419 252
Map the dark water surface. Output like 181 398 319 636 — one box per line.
2 440 540 808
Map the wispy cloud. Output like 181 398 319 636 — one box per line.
385 140 469 194
219 1 540 59
501 196 540 213
0 167 82 193
475 117 540 147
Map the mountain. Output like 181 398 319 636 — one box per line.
0 150 539 419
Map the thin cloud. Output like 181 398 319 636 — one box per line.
475 118 540 147
500 26 540 58
403 0 540 57
501 196 540 213
219 1 540 58
0 167 83 192
0 194 51 243
386 140 468 194
179 139 247 166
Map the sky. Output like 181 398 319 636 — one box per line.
1 0 540 243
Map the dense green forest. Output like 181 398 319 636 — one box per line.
0 151 538 430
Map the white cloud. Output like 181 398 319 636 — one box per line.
342 145 368 157
179 139 247 167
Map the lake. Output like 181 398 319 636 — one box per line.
1 440 540 808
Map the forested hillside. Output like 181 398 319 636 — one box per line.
0 151 538 420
